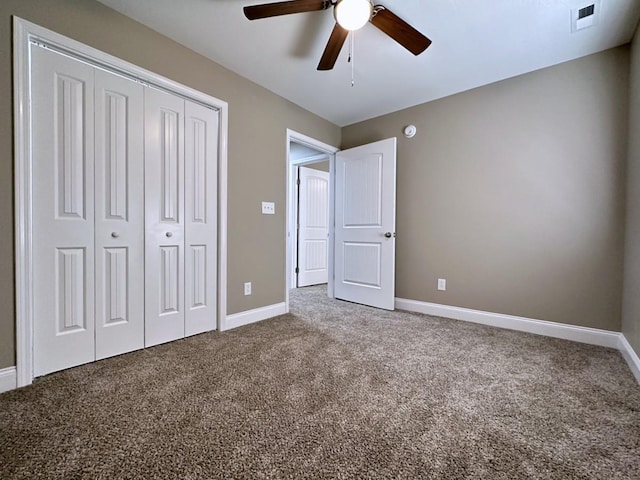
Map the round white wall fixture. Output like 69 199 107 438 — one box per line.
403 125 417 138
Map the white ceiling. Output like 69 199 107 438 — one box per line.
96 0 640 126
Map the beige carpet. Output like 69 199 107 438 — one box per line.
1 285 639 479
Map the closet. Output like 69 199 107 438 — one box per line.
30 45 218 377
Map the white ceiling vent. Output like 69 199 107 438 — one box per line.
572 1 601 32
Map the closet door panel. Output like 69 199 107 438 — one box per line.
31 46 96 376
185 101 218 336
94 69 145 360
145 87 185 346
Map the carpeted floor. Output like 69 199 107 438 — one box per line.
1 286 639 479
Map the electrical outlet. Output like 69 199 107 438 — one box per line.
244 282 252 296
437 278 446 291
261 201 275 215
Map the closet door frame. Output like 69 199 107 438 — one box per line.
13 17 229 387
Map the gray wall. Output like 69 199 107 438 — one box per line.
0 0 341 369
342 47 630 330
623 27 640 357
305 160 330 172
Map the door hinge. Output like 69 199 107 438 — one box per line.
296 178 301 186
295 267 299 274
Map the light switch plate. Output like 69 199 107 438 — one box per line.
262 201 275 215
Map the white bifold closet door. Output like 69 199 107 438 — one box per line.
144 88 186 347
32 47 145 376
144 87 218 347
184 101 218 337
94 70 145 360
31 45 218 376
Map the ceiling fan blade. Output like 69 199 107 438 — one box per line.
244 0 328 20
317 23 349 71
370 7 432 55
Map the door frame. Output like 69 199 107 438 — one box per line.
13 17 229 387
285 130 338 312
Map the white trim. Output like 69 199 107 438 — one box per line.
285 129 339 313
0 367 17 394
217 96 229 333
13 17 34 389
292 153 330 164
290 164 300 290
223 303 287 331
395 298 621 348
287 130 338 154
13 17 229 385
619 335 640 384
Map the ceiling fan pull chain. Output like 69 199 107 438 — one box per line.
350 30 355 87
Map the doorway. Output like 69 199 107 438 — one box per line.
294 161 330 288
285 131 398 313
285 130 338 311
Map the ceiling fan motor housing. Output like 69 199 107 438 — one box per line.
334 0 373 31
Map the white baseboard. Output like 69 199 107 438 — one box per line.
0 367 17 393
619 334 640 384
223 302 287 331
395 298 621 349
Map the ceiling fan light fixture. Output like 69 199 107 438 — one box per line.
334 0 373 31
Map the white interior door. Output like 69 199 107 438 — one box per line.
334 137 397 310
31 47 96 376
145 86 185 347
184 101 218 336
94 69 145 360
297 166 329 287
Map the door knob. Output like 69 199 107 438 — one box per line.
111 232 119 238
384 232 392 238
166 232 173 238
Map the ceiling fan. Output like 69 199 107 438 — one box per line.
243 0 432 71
